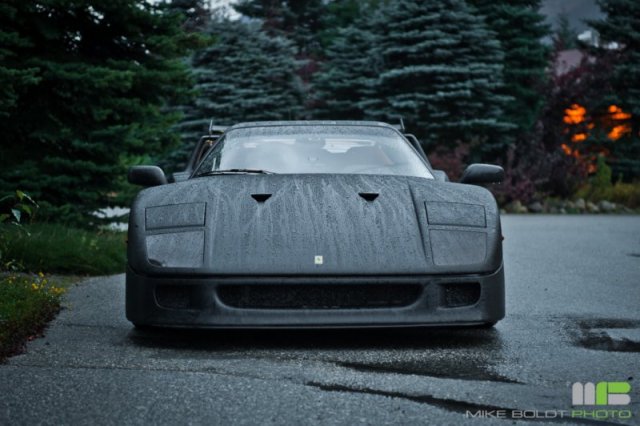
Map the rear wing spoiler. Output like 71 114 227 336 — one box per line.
391 118 406 133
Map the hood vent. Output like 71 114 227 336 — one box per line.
359 192 379 202
251 193 272 203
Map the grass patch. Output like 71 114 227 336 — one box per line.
0 273 74 362
2 223 126 275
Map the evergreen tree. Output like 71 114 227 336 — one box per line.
554 13 578 49
0 0 198 225
233 0 326 59
0 3 40 118
165 21 304 172
467 0 550 141
159 0 213 173
311 17 380 119
363 0 513 156
318 0 382 48
233 1 383 111
163 0 212 32
589 0 640 177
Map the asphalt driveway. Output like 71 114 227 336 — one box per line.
1 215 639 425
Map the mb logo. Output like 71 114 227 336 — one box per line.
572 382 631 406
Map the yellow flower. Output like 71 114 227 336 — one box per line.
38 272 44 278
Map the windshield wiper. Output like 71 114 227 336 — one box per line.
194 168 275 177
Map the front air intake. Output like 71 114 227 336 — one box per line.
155 285 193 309
217 284 422 309
441 282 481 308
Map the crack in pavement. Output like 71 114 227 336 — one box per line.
333 360 524 384
9 361 611 425
6 358 632 426
568 318 640 353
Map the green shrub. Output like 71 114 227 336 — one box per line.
0 190 38 225
1 223 126 275
591 155 613 196
0 190 39 270
573 156 640 208
575 180 640 208
607 181 640 208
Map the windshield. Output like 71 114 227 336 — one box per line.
193 125 433 179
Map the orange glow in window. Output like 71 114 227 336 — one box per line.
608 105 632 120
608 124 631 141
571 133 587 142
563 104 586 124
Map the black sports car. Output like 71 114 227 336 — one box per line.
126 121 505 328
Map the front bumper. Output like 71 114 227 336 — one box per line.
125 265 505 328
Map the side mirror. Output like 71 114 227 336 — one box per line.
128 166 167 187
460 164 504 185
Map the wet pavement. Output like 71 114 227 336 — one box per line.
1 215 639 425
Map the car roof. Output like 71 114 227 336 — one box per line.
226 120 401 132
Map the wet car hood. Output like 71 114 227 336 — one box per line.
128 174 502 276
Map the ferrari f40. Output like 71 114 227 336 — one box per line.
126 121 505 328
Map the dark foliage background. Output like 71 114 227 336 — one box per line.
1 0 638 225
0 0 205 224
